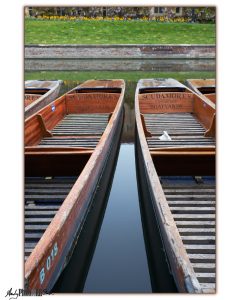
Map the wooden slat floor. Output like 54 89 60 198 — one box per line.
160 176 216 293
39 136 101 148
51 113 109 136
144 113 215 149
24 177 77 261
37 113 110 148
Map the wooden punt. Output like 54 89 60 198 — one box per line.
24 79 125 291
185 79 216 105
25 80 62 119
135 78 216 293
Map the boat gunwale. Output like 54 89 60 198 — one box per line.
25 80 63 118
184 79 216 107
24 79 125 291
135 79 204 293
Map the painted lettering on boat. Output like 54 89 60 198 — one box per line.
68 93 118 101
141 92 193 100
151 104 183 110
66 93 119 113
25 94 41 101
39 242 58 285
139 94 193 113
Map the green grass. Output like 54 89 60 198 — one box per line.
25 19 216 44
25 71 216 82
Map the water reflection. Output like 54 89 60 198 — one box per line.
135 140 177 292
83 144 152 293
53 114 122 293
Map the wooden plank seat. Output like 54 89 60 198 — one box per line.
24 176 77 261
51 113 109 136
144 113 215 149
38 136 101 148
160 176 216 293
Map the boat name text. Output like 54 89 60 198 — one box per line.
141 92 193 100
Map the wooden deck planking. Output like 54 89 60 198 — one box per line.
161 176 216 293
39 137 100 148
51 113 109 136
144 113 215 149
36 113 109 148
24 177 77 261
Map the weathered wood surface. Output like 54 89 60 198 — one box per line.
135 78 216 293
25 177 76 261
144 113 215 150
25 94 42 107
185 79 216 105
138 78 215 141
25 80 62 119
24 79 125 291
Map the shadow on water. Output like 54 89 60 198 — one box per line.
52 108 123 293
83 142 152 293
135 133 177 292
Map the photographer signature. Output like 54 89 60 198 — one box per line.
5 288 19 300
5 288 52 299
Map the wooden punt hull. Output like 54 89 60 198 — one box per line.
25 80 62 119
185 79 216 105
52 123 121 292
24 79 125 291
135 78 216 293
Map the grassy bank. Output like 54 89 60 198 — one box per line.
25 71 216 82
25 71 215 109
25 19 216 44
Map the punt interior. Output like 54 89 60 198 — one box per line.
25 81 123 175
138 79 216 160
24 80 123 261
138 79 216 293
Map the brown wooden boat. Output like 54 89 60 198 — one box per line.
135 78 216 293
185 79 216 105
25 80 62 118
24 79 125 291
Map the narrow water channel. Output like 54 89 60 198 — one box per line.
83 143 152 292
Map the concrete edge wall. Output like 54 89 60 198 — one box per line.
25 58 216 72
25 44 215 59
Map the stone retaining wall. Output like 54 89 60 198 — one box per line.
25 58 215 72
25 44 215 59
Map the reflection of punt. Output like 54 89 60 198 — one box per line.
25 80 62 119
24 79 125 291
135 78 216 293
185 79 216 105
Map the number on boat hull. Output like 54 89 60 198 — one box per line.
39 242 58 285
